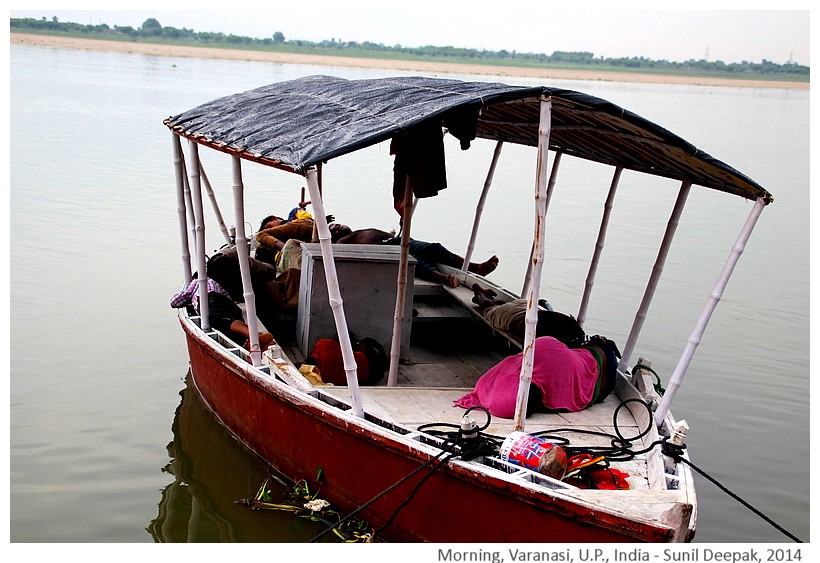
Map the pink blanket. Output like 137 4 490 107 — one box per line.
454 336 601 418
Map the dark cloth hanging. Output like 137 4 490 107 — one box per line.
390 121 447 211
390 107 479 215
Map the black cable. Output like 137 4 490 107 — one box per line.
530 397 803 543
307 449 451 543
327 407 499 541
311 397 801 544
373 451 458 537
531 397 657 462
663 441 803 543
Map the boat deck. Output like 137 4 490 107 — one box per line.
283 278 654 491
260 273 660 492
318 385 651 490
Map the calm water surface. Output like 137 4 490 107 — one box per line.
9 44 810 546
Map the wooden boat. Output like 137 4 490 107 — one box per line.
163 76 773 543
148 374 327 542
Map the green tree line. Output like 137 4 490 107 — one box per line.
11 16 809 80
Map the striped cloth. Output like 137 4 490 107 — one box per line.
169 278 231 311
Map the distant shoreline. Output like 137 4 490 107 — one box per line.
11 32 809 90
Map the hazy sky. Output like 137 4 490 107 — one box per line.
9 3 812 66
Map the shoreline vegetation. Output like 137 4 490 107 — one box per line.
12 32 808 90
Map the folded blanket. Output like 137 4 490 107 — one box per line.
454 336 617 418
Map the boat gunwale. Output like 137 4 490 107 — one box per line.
180 309 696 542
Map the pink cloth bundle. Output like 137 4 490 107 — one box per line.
454 336 601 418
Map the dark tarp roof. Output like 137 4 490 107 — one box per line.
164 75 772 203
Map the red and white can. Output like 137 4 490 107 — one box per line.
500 431 567 479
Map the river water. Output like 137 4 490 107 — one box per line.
9 43 810 548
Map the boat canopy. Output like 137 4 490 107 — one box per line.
165 75 772 203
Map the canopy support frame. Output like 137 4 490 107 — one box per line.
577 165 623 327
619 180 692 371
462 140 504 271
172 133 192 284
230 156 263 366
305 167 364 417
387 177 415 387
521 151 562 298
186 140 210 331
513 97 552 431
654 196 767 425
199 161 233 247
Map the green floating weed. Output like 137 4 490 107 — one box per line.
236 475 375 542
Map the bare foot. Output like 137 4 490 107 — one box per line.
471 283 497 306
473 255 499 277
472 283 497 299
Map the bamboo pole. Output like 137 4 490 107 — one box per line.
577 166 622 327
172 133 192 284
186 141 210 330
179 152 196 253
304 168 364 417
521 151 561 298
654 197 767 425
311 164 323 243
618 180 692 371
231 156 263 366
199 162 232 246
513 98 552 431
387 177 415 387
462 140 503 271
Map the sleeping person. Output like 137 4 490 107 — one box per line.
454 335 620 418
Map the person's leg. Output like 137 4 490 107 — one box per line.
471 283 498 308
469 255 499 276
408 240 498 276
228 319 250 338
207 293 274 349
229 320 275 351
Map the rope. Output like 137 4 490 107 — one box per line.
663 441 803 543
309 407 495 542
308 399 802 543
633 363 666 395
307 448 452 543
373 451 457 537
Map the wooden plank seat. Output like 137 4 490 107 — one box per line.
408 267 529 351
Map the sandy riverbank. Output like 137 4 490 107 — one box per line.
12 32 808 90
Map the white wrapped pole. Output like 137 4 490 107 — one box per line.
521 151 561 297
462 140 503 270
179 153 196 254
618 180 691 371
304 168 364 417
654 197 767 425
186 141 210 330
199 162 232 246
387 178 414 387
577 166 622 327
230 156 263 366
171 133 192 284
513 98 552 431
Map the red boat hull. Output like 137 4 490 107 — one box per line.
183 320 681 542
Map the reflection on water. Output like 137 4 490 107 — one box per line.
148 373 332 543
10 43 809 544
